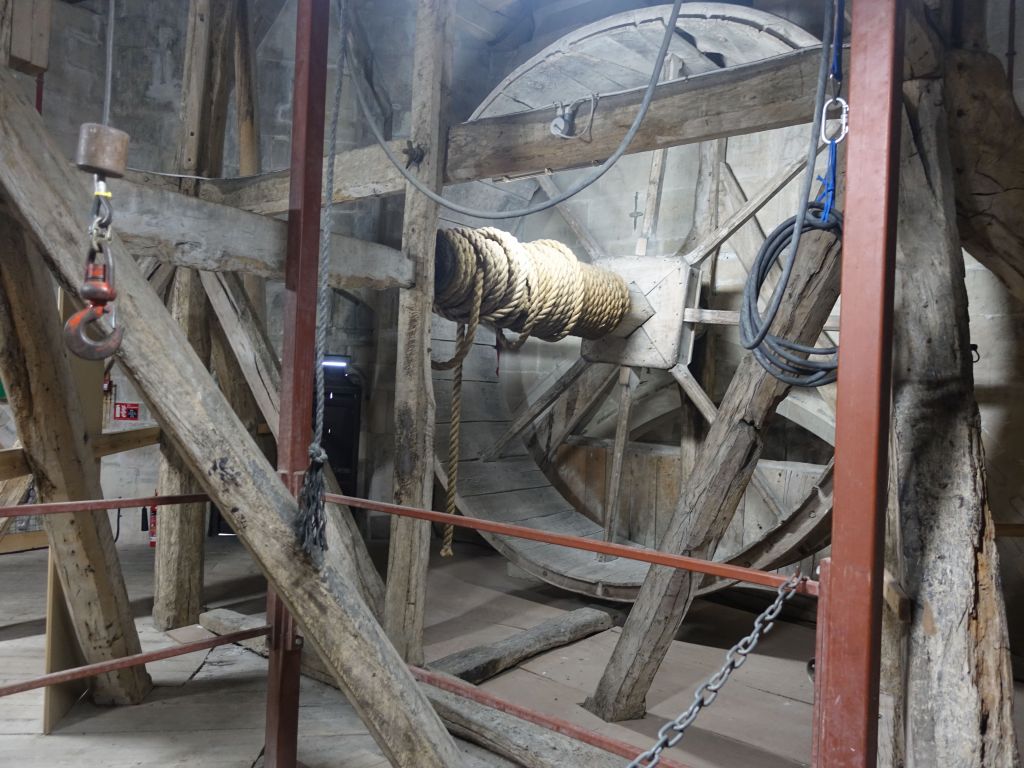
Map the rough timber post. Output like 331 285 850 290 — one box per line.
152 0 234 631
0 65 463 768
0 210 151 705
586 232 842 722
384 0 454 664
885 87 1019 768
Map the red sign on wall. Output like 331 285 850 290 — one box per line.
113 402 140 421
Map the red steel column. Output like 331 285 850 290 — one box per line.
817 1 904 765
266 1 330 766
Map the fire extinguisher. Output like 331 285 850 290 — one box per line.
148 504 157 548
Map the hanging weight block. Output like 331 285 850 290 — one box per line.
75 123 130 178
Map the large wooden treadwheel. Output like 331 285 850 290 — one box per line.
432 3 836 600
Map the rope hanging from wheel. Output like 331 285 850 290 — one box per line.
739 0 846 388
431 227 630 555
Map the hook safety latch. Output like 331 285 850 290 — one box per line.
63 248 123 360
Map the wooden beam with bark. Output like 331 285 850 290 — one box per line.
0 65 463 768
385 0 454 665
586 227 842 722
0 210 151 705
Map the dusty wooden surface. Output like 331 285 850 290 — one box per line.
385 0 454 664
0 66 463 768
0 210 150 705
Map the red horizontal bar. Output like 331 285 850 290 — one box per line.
0 493 209 519
0 625 270 698
327 493 819 597
412 665 690 768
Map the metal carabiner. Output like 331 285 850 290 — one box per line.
63 303 124 360
820 96 849 144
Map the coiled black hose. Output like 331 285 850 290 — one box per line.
740 203 842 387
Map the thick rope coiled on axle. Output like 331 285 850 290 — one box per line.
431 227 630 556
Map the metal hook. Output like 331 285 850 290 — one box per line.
63 304 124 360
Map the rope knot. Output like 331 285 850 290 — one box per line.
308 443 328 466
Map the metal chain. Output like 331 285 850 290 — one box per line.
627 573 803 768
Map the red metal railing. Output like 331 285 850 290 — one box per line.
0 625 270 699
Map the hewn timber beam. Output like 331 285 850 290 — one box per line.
113 179 413 290
0 209 151 705
198 45 830 214
0 65 461 768
0 426 161 482
385 0 455 666
586 229 842 722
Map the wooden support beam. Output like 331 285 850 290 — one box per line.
0 426 161 482
153 268 210 631
385 0 454 665
0 65 461 768
0 210 150 705
200 269 385 617
197 45 832 215
427 608 614 685
233 0 268 324
681 149 816 265
683 307 841 332
635 54 683 258
153 0 234 632
599 367 637 557
884 85 1018 767
113 179 413 290
0 0 11 68
7 0 50 75
539 363 619 465
587 229 842 722
481 358 590 463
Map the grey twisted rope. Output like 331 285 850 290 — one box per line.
297 2 348 555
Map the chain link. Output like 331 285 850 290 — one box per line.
626 573 803 767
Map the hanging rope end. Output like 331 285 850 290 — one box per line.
296 444 329 556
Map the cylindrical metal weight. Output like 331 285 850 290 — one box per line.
75 123 130 178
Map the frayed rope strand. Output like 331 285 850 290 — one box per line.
297 445 329 553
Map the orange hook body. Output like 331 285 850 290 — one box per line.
63 259 123 360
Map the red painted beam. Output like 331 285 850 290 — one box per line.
0 494 208 518
818 0 904 764
266 1 330 765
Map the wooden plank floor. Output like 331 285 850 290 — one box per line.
2 540 1022 766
